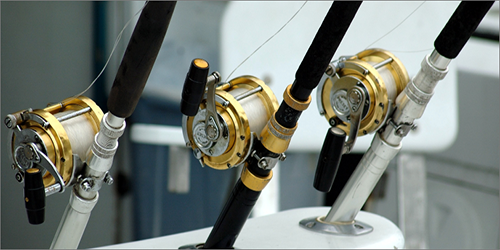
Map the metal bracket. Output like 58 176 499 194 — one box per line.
250 149 284 171
388 118 417 137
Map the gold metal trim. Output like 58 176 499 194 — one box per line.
283 84 311 111
10 96 103 187
320 48 409 136
356 49 409 94
185 76 278 170
240 166 273 192
260 113 297 154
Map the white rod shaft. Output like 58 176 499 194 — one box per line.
50 189 98 249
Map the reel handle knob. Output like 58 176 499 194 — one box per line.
181 58 210 116
24 168 45 225
313 127 346 192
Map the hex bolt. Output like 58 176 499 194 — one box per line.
80 180 92 192
104 173 114 185
258 159 268 169
279 153 287 161
396 128 404 136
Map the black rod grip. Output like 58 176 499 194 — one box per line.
24 168 45 225
291 1 362 101
203 179 260 249
314 127 346 192
180 59 210 116
107 1 177 118
434 1 493 59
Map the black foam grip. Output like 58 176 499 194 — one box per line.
24 169 45 225
180 59 210 116
107 1 177 118
314 127 346 192
275 101 302 129
434 1 493 59
203 179 260 249
291 1 362 101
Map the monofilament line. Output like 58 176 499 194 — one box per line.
73 1 149 98
364 1 426 50
225 1 308 82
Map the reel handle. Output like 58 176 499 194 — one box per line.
24 168 45 225
434 1 493 59
314 127 346 192
181 59 210 116
107 1 176 118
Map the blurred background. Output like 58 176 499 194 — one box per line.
1 1 498 249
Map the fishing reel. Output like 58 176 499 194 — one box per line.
314 48 410 192
317 48 410 146
181 59 279 170
5 96 103 224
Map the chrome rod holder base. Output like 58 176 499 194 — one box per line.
299 216 373 236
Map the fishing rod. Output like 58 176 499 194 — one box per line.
302 0 494 235
4 2 177 248
179 1 362 248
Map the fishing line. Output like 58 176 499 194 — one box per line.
364 1 426 50
225 1 308 82
74 1 149 98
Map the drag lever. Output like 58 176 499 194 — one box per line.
24 168 45 224
313 86 365 192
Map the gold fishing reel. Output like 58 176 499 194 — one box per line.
182 75 278 170
5 96 103 192
317 48 409 137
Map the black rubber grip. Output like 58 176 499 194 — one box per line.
434 1 493 59
107 1 176 118
314 127 346 192
203 179 260 249
180 59 210 116
291 1 361 101
24 168 45 225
